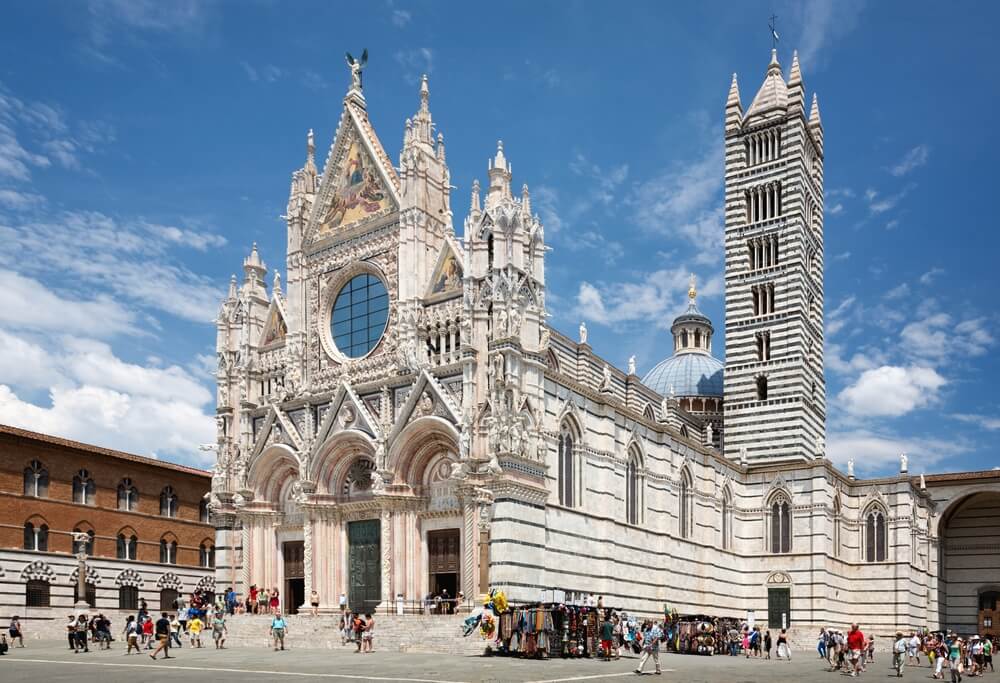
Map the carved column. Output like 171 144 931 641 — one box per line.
380 507 392 605
301 514 313 610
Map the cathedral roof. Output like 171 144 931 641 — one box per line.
642 353 724 398
744 49 788 121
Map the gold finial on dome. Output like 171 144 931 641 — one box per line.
688 273 697 301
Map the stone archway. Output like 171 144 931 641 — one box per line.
938 491 1000 633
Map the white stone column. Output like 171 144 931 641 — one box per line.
301 513 313 611
380 508 392 605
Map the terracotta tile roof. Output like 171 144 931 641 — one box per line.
0 423 211 478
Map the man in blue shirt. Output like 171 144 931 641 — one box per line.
635 620 663 675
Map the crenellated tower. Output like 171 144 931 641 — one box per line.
722 49 826 464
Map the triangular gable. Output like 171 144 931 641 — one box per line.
305 102 400 247
259 297 288 347
312 380 382 452
388 369 461 442
250 405 304 460
425 236 464 298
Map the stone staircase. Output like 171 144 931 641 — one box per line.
222 613 487 656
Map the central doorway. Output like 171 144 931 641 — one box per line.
348 519 381 613
767 587 790 629
283 540 304 615
428 528 460 610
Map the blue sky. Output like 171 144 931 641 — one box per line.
0 0 996 476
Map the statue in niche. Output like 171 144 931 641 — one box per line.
539 326 550 350
497 308 508 336
509 422 523 456
370 470 385 493
509 307 522 335
459 424 471 460
492 352 505 384
705 422 714 446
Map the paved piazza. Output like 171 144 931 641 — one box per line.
0 640 959 683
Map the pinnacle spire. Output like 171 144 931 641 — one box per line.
521 183 531 215
420 74 429 113
471 179 481 214
688 273 697 302
788 50 802 85
227 274 237 300
725 73 743 133
787 49 805 114
809 93 822 126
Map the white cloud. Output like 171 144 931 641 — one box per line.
890 144 930 176
576 267 722 328
42 139 81 170
838 365 946 417
145 221 227 251
629 140 723 264
394 48 434 84
828 202 843 215
899 313 992 362
0 122 50 180
569 153 629 205
832 251 851 261
0 329 215 465
0 269 139 336
391 9 411 27
867 184 914 214
826 428 965 474
885 218 899 230
918 267 944 285
793 0 866 67
884 282 910 300
950 414 1000 431
532 185 563 234
0 188 45 210
825 342 880 375
562 230 625 263
0 209 223 323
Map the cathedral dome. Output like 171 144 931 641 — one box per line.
642 353 724 398
641 274 724 398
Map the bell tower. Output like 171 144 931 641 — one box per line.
722 49 826 464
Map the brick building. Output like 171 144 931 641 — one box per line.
0 424 215 623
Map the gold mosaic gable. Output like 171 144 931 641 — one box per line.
426 240 463 297
306 114 398 247
260 303 287 346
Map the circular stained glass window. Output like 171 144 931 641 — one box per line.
331 273 389 358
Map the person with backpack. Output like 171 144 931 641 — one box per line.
123 615 140 654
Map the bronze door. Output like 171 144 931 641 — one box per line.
428 528 460 597
348 520 381 613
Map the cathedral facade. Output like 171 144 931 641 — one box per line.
210 50 1000 636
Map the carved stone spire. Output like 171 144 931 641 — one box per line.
485 140 512 209
725 73 742 133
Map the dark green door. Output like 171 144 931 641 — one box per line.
348 519 381 613
768 587 790 629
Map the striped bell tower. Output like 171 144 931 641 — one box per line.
722 49 826 464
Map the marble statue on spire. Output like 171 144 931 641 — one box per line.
345 49 368 90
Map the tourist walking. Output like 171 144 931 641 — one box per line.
8 616 24 647
270 587 280 615
984 636 993 672
776 629 790 660
75 614 90 652
212 613 227 649
310 590 320 616
949 636 963 683
142 615 154 648
846 623 865 677
353 613 365 652
188 613 204 648
764 629 772 660
271 611 287 651
362 613 375 653
893 631 907 677
817 627 827 659
635 620 663 676
908 632 921 667
169 614 183 648
123 616 140 654
149 612 172 660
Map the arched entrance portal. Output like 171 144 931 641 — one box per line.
938 492 1000 633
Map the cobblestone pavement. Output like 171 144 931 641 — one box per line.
0 641 968 683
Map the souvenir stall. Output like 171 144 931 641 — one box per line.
662 606 721 656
